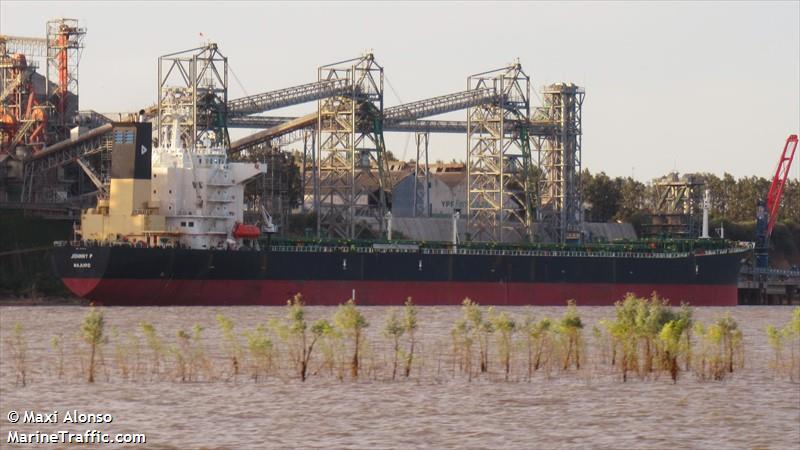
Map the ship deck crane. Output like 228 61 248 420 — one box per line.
755 134 798 271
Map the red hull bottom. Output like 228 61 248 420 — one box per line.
63 278 738 306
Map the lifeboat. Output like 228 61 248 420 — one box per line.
232 222 260 239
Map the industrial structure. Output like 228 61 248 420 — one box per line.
1 19 111 211
0 19 592 244
465 63 532 242
644 172 706 238
533 83 585 243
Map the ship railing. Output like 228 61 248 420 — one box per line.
131 208 159 215
741 266 800 278
266 244 748 259
207 195 234 203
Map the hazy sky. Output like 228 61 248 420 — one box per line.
2 1 798 181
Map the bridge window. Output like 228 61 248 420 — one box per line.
113 130 135 144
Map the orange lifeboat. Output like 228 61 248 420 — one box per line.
232 222 260 239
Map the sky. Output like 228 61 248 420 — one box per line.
2 1 798 182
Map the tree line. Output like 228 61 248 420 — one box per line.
582 170 800 225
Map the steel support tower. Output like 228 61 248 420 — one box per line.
316 53 388 239
413 131 431 217
300 129 317 212
45 18 85 137
466 63 532 242
156 43 228 150
533 83 585 243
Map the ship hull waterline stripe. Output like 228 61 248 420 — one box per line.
62 278 737 306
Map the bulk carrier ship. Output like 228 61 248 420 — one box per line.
52 122 748 306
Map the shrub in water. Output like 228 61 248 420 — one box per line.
658 305 693 383
272 294 332 381
383 307 405 380
558 300 584 370
694 314 743 381
139 321 165 379
333 298 369 379
216 314 243 378
80 308 105 383
6 322 28 386
523 316 554 379
403 298 418 378
765 306 800 381
459 298 493 374
244 325 273 382
490 309 516 381
172 328 192 382
50 334 64 379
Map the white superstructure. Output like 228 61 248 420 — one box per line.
79 117 264 250
151 144 262 249
146 86 265 249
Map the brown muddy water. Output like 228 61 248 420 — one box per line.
1 305 798 449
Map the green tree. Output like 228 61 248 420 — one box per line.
583 170 621 222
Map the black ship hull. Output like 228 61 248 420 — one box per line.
53 244 746 306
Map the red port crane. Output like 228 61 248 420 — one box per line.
755 134 798 271
766 134 798 237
